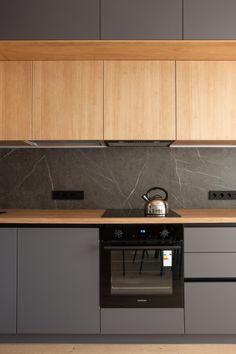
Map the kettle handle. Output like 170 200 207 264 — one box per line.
146 187 168 201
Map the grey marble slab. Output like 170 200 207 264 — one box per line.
0 147 236 209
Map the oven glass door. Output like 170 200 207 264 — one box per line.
100 244 184 308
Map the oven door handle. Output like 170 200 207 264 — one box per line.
102 245 181 250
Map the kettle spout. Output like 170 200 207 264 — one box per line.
142 194 149 202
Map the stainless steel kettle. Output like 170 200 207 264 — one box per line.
142 187 169 216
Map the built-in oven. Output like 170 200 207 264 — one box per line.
100 224 184 308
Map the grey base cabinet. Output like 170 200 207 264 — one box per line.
18 227 100 334
185 283 236 334
0 228 17 334
101 309 184 334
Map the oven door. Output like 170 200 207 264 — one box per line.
100 243 184 308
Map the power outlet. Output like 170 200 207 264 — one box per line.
52 190 84 200
209 191 236 200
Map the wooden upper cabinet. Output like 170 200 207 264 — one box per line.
104 61 176 140
33 61 103 140
0 61 32 140
177 61 236 140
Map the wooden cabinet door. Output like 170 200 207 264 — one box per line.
104 61 176 140
33 61 103 140
0 61 32 140
18 227 100 334
177 61 236 140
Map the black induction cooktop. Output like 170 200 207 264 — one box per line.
103 209 180 218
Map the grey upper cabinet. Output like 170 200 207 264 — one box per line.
101 0 182 39
184 0 236 39
0 228 17 334
18 227 100 334
0 0 99 39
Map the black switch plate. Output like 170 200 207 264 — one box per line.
52 190 84 200
209 191 236 200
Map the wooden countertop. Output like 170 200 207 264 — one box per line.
1 209 236 224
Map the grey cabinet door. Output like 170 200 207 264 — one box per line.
18 227 100 334
101 0 182 39
184 0 236 39
185 282 236 334
0 0 99 39
0 228 17 334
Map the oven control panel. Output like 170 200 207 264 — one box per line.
100 224 183 243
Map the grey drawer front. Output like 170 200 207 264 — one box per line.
184 227 236 253
185 253 236 278
101 308 184 334
185 282 236 334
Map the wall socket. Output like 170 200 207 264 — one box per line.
52 190 84 200
209 191 236 200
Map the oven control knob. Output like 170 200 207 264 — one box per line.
114 229 123 240
160 227 169 240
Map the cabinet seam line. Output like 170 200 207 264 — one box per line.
175 61 177 140
16 228 18 334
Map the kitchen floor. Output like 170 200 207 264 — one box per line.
1 344 236 354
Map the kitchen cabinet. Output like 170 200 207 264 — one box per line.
104 61 176 140
0 0 99 39
101 0 182 39
18 227 100 334
0 61 32 140
176 61 236 140
184 0 236 39
185 283 236 334
0 228 17 334
184 226 236 334
33 61 103 140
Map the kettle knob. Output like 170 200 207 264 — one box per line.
146 187 168 201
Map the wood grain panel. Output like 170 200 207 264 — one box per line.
0 61 32 140
177 61 236 140
1 209 236 224
2 40 236 60
2 344 236 354
33 61 103 140
104 61 175 140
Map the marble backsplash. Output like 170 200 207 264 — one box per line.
0 147 236 210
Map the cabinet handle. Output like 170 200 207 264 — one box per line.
103 245 181 251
